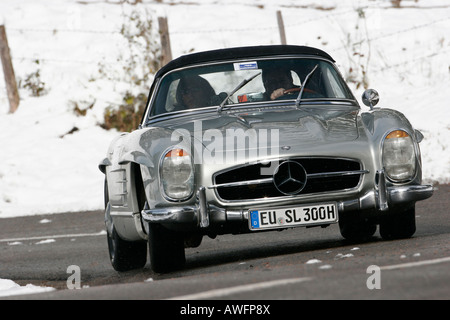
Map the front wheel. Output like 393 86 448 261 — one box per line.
104 178 147 272
107 226 147 272
379 206 416 240
148 223 186 273
339 214 377 242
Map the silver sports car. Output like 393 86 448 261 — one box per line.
99 45 433 273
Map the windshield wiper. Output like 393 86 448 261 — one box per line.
295 64 319 108
218 72 261 113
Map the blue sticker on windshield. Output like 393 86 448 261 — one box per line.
234 61 258 71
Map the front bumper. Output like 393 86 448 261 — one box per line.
141 181 434 228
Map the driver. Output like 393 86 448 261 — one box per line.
262 67 297 100
176 75 216 109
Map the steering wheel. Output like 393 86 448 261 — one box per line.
283 87 316 95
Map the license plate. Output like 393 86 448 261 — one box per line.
249 203 338 231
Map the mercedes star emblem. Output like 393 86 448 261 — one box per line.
273 160 307 195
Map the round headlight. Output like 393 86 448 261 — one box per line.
160 148 194 200
382 130 416 181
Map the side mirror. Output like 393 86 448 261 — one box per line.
362 89 380 110
414 129 424 143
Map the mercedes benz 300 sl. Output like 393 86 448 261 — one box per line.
99 45 433 273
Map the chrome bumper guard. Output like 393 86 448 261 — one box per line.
339 180 434 213
142 183 434 228
141 187 227 228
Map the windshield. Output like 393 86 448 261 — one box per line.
149 58 354 117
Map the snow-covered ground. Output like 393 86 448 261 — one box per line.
0 278 55 297
0 0 449 220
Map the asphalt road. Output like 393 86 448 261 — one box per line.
1 184 449 302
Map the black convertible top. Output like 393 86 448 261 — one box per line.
155 45 334 78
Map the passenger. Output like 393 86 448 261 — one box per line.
262 67 296 100
176 75 216 110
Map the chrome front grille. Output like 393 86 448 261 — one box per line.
212 158 366 201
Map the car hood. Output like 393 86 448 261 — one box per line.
161 106 360 151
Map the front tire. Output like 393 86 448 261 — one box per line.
379 206 416 240
107 226 147 272
104 178 147 272
339 213 377 242
148 223 185 273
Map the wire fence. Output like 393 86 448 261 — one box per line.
5 11 449 68
1 5 449 104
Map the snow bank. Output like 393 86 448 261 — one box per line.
0 279 55 297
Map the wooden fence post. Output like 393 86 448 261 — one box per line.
158 17 172 67
0 25 20 113
276 11 287 45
